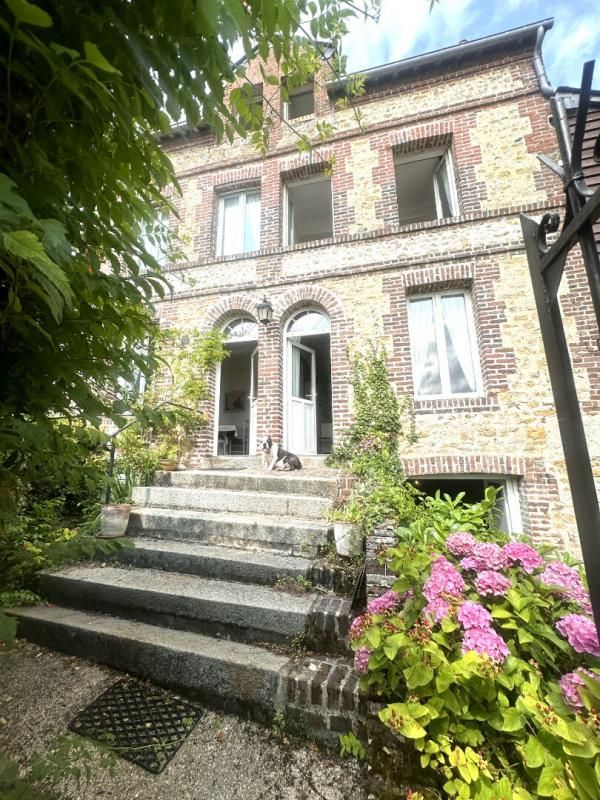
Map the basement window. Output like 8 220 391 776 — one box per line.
285 81 315 120
284 176 333 245
409 476 523 535
395 149 457 225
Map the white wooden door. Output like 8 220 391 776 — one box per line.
248 347 258 455
288 341 316 454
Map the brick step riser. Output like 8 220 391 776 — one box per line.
154 471 339 498
11 609 364 745
114 547 311 586
127 514 330 558
131 487 331 520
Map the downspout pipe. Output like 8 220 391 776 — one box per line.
533 24 574 168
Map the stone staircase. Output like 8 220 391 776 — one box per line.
10 465 366 742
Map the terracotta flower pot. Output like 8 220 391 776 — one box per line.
97 503 131 539
158 459 178 471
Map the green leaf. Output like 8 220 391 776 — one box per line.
3 229 48 261
522 735 545 768
537 764 563 796
5 0 52 27
404 662 434 689
366 627 381 649
84 41 120 73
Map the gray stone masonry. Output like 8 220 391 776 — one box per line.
365 522 397 598
11 465 373 744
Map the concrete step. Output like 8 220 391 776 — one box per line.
9 605 287 719
8 606 364 741
153 469 338 499
40 565 317 645
127 507 330 557
115 539 313 586
131 486 332 519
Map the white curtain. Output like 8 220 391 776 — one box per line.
221 194 242 255
441 295 476 393
409 298 441 395
244 191 260 252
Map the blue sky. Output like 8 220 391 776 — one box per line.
342 0 600 89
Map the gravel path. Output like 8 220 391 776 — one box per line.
0 640 368 800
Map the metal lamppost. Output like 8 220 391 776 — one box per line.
523 40 600 635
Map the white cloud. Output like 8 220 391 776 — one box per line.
343 0 480 72
544 10 600 86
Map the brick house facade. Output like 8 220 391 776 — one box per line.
155 18 600 550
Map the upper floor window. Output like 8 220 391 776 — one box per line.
408 290 480 398
284 176 333 245
141 209 169 266
284 81 315 120
217 189 260 256
395 149 457 225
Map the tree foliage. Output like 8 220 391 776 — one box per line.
0 0 379 509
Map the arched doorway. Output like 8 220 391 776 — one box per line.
284 309 332 455
214 317 258 456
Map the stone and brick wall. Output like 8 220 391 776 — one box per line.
154 34 600 550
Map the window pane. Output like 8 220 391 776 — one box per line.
244 192 260 252
288 310 330 335
292 346 312 399
441 294 476 393
221 194 242 255
409 298 442 395
395 156 439 224
289 84 314 119
435 157 453 218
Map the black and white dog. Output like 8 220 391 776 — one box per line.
260 437 303 471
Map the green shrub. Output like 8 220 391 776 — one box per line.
350 534 600 799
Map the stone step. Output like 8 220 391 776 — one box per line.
131 486 331 519
115 539 313 586
39 565 317 645
153 469 338 499
127 507 330 557
8 606 363 741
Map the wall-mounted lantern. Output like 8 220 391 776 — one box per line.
256 296 273 325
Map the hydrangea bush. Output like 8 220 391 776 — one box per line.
351 533 600 799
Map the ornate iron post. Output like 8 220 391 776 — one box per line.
521 59 600 635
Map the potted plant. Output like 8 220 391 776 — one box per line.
98 469 134 539
327 498 364 557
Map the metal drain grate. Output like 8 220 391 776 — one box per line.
68 678 202 773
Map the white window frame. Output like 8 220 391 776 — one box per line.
408 289 482 400
283 81 315 121
216 188 261 257
283 174 334 246
394 148 459 222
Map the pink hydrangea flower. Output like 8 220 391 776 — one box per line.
446 532 477 558
423 556 466 602
556 614 600 657
457 601 493 629
475 570 512 597
461 626 509 663
502 542 544 574
349 613 371 640
354 646 372 674
460 557 481 572
424 597 452 623
367 590 400 615
559 669 600 711
540 562 592 613
463 542 507 572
